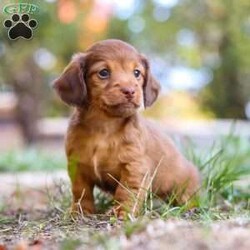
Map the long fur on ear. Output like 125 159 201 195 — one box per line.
53 53 88 106
140 55 161 108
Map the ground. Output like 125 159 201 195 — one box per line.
0 172 249 250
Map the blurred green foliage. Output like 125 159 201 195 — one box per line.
107 0 250 118
0 148 65 172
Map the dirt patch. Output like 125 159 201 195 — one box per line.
1 210 249 249
124 219 250 250
0 172 249 249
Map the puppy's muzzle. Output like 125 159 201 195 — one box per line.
120 86 135 101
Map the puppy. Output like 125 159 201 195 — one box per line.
53 39 200 217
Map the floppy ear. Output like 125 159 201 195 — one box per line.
53 53 88 106
140 55 161 108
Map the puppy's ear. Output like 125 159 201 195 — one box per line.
140 55 161 108
53 53 88 106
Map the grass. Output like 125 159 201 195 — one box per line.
0 148 65 172
187 135 250 210
0 134 249 248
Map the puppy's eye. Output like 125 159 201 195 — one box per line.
134 69 141 78
98 69 110 79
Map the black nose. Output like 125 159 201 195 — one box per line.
120 87 135 98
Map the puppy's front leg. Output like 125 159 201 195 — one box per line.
69 167 95 215
112 162 150 218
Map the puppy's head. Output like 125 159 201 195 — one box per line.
53 39 160 117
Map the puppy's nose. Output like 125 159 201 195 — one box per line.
120 87 135 99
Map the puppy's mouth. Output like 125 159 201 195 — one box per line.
112 101 140 108
102 101 140 117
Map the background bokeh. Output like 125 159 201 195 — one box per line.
0 0 250 150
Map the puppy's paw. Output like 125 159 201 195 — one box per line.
70 202 94 218
106 205 128 220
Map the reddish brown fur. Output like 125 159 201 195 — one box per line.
53 39 200 217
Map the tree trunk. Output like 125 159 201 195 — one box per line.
11 56 44 145
203 33 246 119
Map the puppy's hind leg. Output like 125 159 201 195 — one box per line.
176 165 201 208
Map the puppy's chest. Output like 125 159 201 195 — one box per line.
80 134 122 179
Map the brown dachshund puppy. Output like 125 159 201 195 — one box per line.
53 39 200 218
